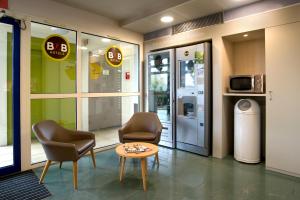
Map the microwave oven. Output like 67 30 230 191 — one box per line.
229 74 265 93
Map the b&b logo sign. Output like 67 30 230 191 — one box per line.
43 34 70 61
105 46 123 67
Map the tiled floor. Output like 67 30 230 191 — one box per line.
34 147 300 200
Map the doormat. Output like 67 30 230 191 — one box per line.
0 170 51 200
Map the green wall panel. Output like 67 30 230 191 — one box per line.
30 37 76 94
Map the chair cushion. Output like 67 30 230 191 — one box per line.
72 139 95 154
123 132 156 141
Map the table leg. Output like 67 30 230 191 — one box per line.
120 156 126 182
145 158 148 177
155 152 159 166
141 158 147 191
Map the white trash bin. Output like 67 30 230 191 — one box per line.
234 99 261 163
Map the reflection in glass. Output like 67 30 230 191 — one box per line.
30 23 77 94
81 33 139 93
31 98 76 163
0 23 14 168
148 52 171 122
180 60 195 88
81 96 139 148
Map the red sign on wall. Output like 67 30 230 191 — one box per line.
0 0 8 9
125 72 130 80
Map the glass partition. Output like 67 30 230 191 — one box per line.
81 96 139 148
31 98 76 164
81 33 139 93
29 25 141 165
31 23 77 94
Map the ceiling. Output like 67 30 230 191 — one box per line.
52 0 262 34
223 29 265 42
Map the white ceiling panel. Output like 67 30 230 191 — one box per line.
51 0 262 33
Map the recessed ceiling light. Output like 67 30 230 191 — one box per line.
243 34 248 37
50 27 58 31
102 38 111 43
160 16 174 23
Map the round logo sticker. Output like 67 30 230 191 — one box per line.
105 46 123 67
43 34 70 61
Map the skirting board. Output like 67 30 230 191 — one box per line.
266 166 300 178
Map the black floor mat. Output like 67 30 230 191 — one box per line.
0 170 51 200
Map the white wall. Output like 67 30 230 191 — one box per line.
8 0 143 45
144 4 300 159
265 21 300 177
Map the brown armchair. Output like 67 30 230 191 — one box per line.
118 112 163 163
32 120 96 190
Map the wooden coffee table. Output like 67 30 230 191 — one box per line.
115 142 159 191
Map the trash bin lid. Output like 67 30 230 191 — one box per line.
238 99 251 111
235 99 260 114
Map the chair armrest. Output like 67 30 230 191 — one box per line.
72 131 95 140
118 124 126 135
41 141 79 161
118 123 130 143
153 123 163 143
155 122 163 135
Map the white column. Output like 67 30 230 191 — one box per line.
81 46 89 131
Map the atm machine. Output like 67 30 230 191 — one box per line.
146 49 175 148
176 43 212 156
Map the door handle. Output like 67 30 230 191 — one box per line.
268 91 273 101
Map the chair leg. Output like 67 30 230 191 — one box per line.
73 161 78 190
90 149 96 168
59 162 63 169
155 152 159 166
39 160 51 184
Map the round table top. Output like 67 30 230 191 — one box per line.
115 142 159 158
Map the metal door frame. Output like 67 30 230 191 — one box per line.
145 49 175 148
0 16 21 176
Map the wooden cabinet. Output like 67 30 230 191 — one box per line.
265 22 300 176
222 30 266 157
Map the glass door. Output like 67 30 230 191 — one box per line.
147 49 174 148
147 51 173 123
0 17 21 175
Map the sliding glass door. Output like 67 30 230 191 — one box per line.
0 17 21 176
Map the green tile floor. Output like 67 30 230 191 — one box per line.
34 147 300 200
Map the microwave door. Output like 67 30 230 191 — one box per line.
229 76 253 92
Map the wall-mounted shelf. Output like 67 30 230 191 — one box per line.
223 93 266 97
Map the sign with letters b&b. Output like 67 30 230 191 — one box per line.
105 46 123 67
43 34 70 61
